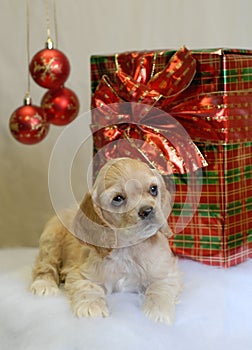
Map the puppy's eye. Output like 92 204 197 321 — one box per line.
111 194 125 207
149 185 158 197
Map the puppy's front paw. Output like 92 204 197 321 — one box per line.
143 294 175 325
71 295 109 318
30 278 59 296
69 281 109 318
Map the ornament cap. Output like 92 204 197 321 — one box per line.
24 94 32 106
45 37 54 49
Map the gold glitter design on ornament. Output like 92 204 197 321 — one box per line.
31 113 44 130
43 102 54 109
32 56 62 82
34 126 47 139
10 122 19 132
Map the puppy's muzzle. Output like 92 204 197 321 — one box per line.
138 206 154 219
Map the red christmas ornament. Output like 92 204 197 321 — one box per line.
29 39 70 89
41 86 79 126
9 97 49 145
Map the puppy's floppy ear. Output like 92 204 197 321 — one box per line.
72 191 117 250
153 170 173 238
152 170 172 213
80 191 107 227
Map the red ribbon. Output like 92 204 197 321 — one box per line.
91 46 208 175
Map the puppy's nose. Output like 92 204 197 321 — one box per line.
138 206 153 219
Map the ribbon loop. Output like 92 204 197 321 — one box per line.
91 46 207 175
148 46 197 100
91 102 208 176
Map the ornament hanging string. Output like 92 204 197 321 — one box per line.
45 0 58 48
53 0 58 48
25 0 31 101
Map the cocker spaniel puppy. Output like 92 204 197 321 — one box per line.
30 158 182 324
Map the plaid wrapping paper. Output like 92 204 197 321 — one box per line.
90 47 252 267
169 142 252 266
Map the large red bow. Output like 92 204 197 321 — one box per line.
91 46 208 175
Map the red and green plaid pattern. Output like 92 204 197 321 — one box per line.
91 48 252 96
168 142 252 267
90 48 252 267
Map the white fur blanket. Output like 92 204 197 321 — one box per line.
0 248 251 350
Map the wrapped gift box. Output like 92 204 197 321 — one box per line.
90 47 252 267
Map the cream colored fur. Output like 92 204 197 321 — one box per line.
30 158 182 324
